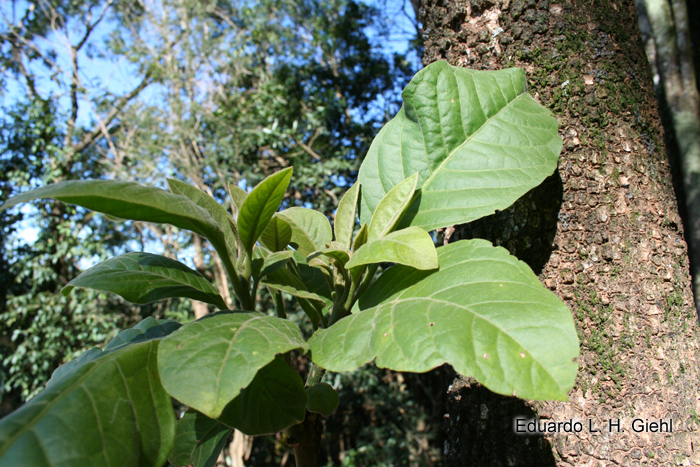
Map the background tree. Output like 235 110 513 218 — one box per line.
2 1 447 465
635 0 700 313
419 0 700 464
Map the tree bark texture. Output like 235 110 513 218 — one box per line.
421 0 700 465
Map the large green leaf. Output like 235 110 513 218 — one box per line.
345 226 438 271
167 179 240 256
158 312 307 419
218 356 307 435
334 183 360 248
358 61 563 231
279 207 332 251
0 340 174 467
48 316 181 387
237 168 293 255
309 239 579 401
168 410 232 467
0 179 223 244
62 252 227 310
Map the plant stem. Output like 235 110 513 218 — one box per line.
273 290 286 318
286 411 323 467
352 264 378 306
305 362 326 387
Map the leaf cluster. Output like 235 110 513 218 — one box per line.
0 61 579 467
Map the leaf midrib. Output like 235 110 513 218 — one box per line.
419 93 527 192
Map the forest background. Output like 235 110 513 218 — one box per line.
1 0 700 466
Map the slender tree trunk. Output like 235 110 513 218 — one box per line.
636 0 700 314
421 0 700 464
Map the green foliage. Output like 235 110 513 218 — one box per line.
0 61 578 466
358 62 563 231
62 252 228 309
0 319 179 467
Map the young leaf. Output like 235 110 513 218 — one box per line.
260 250 296 278
62 252 228 310
158 312 307 419
345 226 438 271
279 207 333 251
229 183 249 212
352 223 368 251
168 410 232 467
310 243 351 266
218 356 307 435
168 179 240 256
263 268 332 308
367 173 419 243
259 215 293 252
309 239 579 401
237 168 293 255
0 341 174 467
358 61 563 231
306 383 339 417
334 183 360 248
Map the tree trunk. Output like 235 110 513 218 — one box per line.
420 0 700 465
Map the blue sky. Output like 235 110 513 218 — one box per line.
2 0 420 260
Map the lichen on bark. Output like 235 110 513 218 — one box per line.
421 0 700 464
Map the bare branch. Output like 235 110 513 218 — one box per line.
71 72 153 154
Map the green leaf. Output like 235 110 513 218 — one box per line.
283 215 318 256
104 317 182 352
334 183 360 248
358 61 563 231
309 239 579 401
352 223 368 252
260 250 296 278
218 356 307 435
158 312 307 419
259 216 293 252
311 243 351 266
62 252 228 310
168 179 240 256
169 410 232 467
0 341 174 467
367 173 419 243
345 226 438 271
48 316 182 387
237 168 293 255
229 184 248 212
279 207 332 251
264 268 332 307
0 179 223 244
306 383 339 417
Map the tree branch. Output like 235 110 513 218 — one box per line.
70 72 153 154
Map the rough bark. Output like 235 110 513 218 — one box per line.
421 0 700 464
